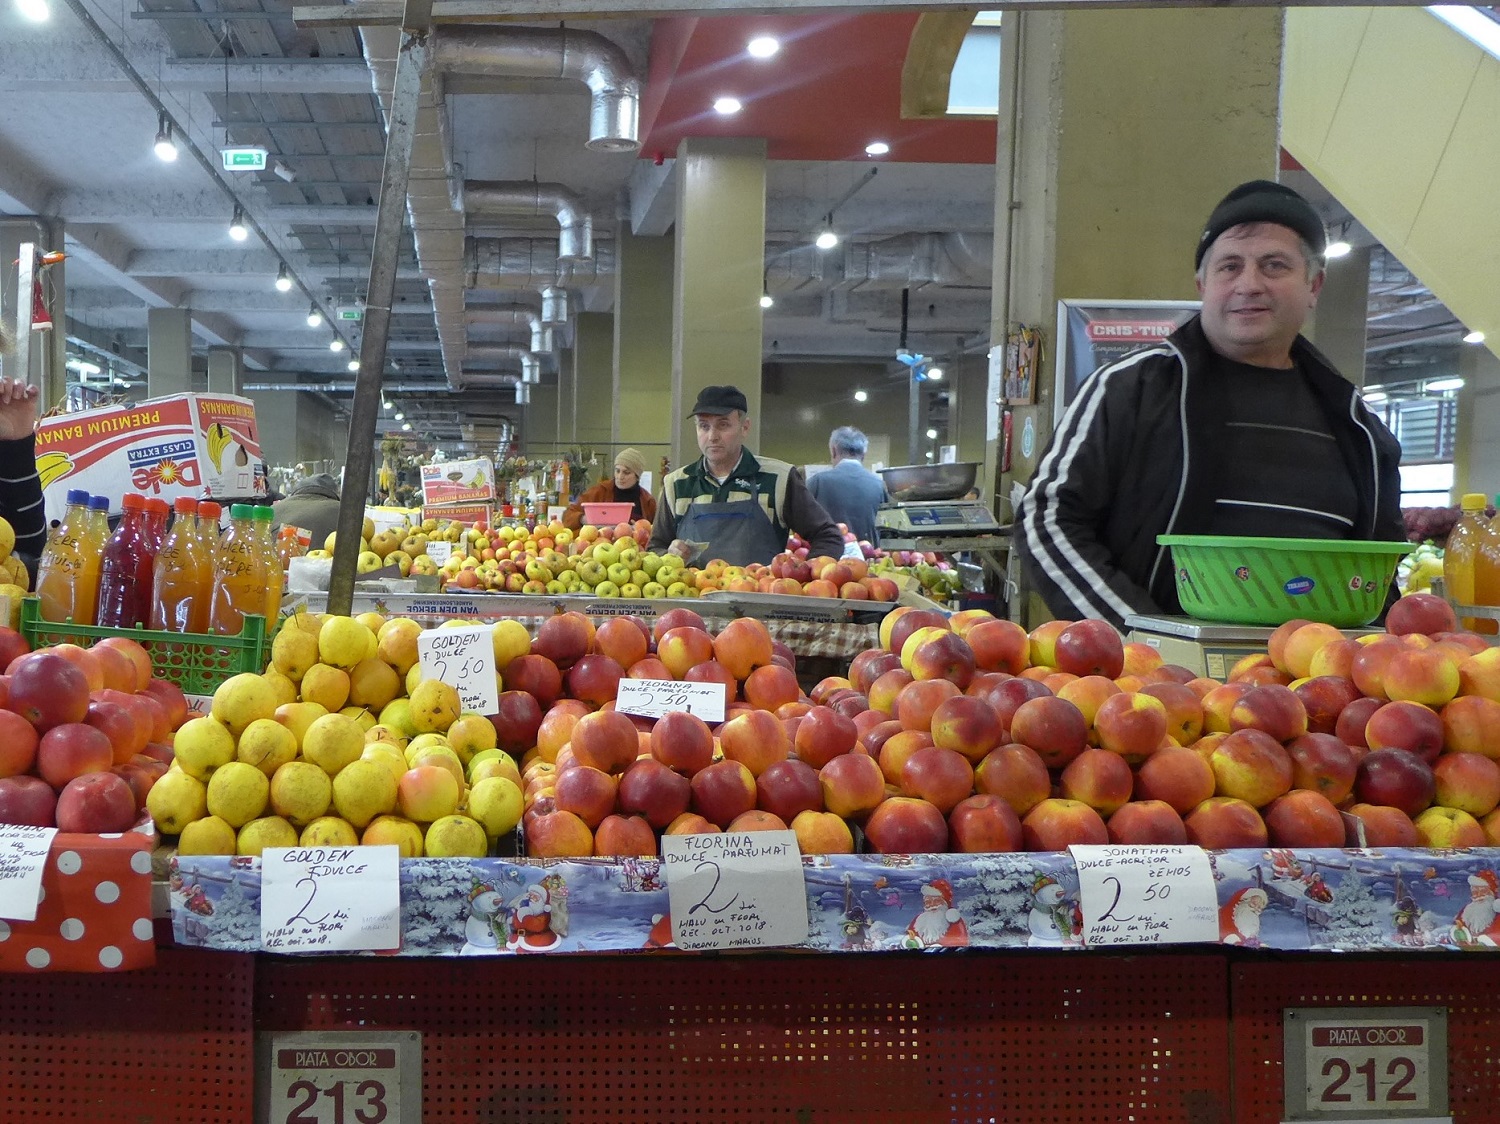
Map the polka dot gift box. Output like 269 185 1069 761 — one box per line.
0 830 156 973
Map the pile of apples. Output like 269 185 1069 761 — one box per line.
439 519 659 595
150 612 527 858
0 631 191 834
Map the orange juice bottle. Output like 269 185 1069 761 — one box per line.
150 497 211 633
1473 495 1500 636
252 506 283 625
208 504 268 636
276 526 307 570
1446 493 1490 632
75 495 111 625
35 489 91 622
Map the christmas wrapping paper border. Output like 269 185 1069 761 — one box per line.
170 847 1500 956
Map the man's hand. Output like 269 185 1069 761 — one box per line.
667 538 696 562
0 379 39 442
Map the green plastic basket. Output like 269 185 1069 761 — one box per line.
20 596 267 696
1156 536 1412 627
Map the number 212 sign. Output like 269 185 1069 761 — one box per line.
1282 1007 1449 1122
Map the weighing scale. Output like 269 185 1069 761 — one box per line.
1124 614 1379 679
876 501 1011 585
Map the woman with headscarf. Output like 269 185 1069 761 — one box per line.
562 447 658 531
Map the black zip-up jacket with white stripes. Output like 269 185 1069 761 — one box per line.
1015 314 1405 629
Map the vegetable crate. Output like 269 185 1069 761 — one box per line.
20 596 266 696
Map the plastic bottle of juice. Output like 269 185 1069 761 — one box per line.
96 494 157 628
208 504 268 636
1445 493 1490 632
276 526 307 570
150 497 210 633
1474 495 1500 636
252 506 283 625
143 498 170 553
196 500 223 554
75 495 112 625
35 489 91 622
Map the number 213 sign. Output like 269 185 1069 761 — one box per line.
259 1031 421 1124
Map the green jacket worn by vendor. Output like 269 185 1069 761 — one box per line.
647 385 846 567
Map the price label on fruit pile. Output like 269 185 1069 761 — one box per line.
616 678 726 722
425 540 451 566
1069 844 1218 947
0 824 56 922
661 830 808 950
1282 1006 1449 1122
260 845 400 953
416 623 499 717
260 1030 421 1124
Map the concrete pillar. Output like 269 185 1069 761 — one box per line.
527 381 560 461
1454 343 1500 499
1307 246 1371 386
953 355 989 467
672 137 767 469
248 391 299 469
555 352 576 448
206 346 242 395
614 231 675 452
989 7 1283 621
572 312 614 449
147 308 193 397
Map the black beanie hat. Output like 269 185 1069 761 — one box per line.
1195 180 1327 269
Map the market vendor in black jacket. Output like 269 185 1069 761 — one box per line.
1017 180 1405 629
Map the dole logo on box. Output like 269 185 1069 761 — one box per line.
129 439 202 493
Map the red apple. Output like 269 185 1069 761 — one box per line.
974 743 1050 816
55 772 138 834
1263 789 1345 847
756 758 824 822
929 695 1004 764
947 793 1023 852
652 607 707 644
488 690 544 756
651 710 715 776
7 652 90 732
817 753 886 820
1286 733 1358 803
1293 676 1362 736
0 708 40 778
899 746 975 814
570 710 642 774
1183 797 1268 849
1432 752 1500 817
617 758 692 828
1139 682 1203 745
690 759 758 826
1228 684 1308 742
1334 696 1383 749
793 706 857 769
863 796 949 854
0 774 58 826
966 619 1031 674
1344 802 1419 847
593 813 658 856
1053 619 1125 679
1059 748 1134 816
1364 700 1444 763
1385 592 1458 637
1354 747 1436 817
1107 800 1187 845
1134 745 1216 814
1021 798 1108 851
140 678 189 732
1008 695 1088 769
505 654 564 708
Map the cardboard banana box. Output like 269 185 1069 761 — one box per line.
35 393 267 520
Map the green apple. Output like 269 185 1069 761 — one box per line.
642 582 666 599
594 580 621 598
606 561 632 586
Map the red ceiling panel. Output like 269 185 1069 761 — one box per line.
639 12 997 165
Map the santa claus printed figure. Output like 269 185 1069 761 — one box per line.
1219 888 1268 947
506 882 561 953
903 880 969 949
1452 870 1500 947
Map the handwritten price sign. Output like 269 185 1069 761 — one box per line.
416 624 499 717
0 824 56 922
260 845 400 953
1069 844 1218 947
661 831 807 950
616 678 725 722
424 540 452 566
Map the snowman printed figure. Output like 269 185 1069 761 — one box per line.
460 881 505 955
1027 873 1082 947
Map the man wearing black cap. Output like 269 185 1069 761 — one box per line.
1016 180 1404 629
648 385 845 566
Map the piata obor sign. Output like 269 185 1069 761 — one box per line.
258 1030 421 1124
1282 1007 1449 1122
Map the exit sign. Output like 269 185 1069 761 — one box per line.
337 306 363 322
221 146 268 171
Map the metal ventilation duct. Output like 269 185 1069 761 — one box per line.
515 383 532 405
461 181 595 263
540 286 570 327
764 233 995 294
466 238 616 290
430 27 640 153
467 303 556 355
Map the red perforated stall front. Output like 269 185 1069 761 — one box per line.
0 947 256 1123
1232 956 1500 1123
257 951 1232 1123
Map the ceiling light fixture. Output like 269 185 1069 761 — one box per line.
382 399 392 410
153 111 178 163
329 337 344 352
1324 240 1352 259
1426 377 1465 393
865 141 890 157
747 35 780 58
926 366 944 381
394 411 405 421
926 427 938 440
1464 329 1486 345
759 292 773 309
274 263 292 292
713 96 742 116
347 358 360 372
307 304 324 328
401 422 412 431
1361 390 1387 403
854 389 868 403
228 204 248 242
15 0 49 21
814 217 839 251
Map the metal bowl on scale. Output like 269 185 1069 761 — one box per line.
878 462 980 503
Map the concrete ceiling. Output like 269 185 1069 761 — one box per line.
0 0 1471 444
